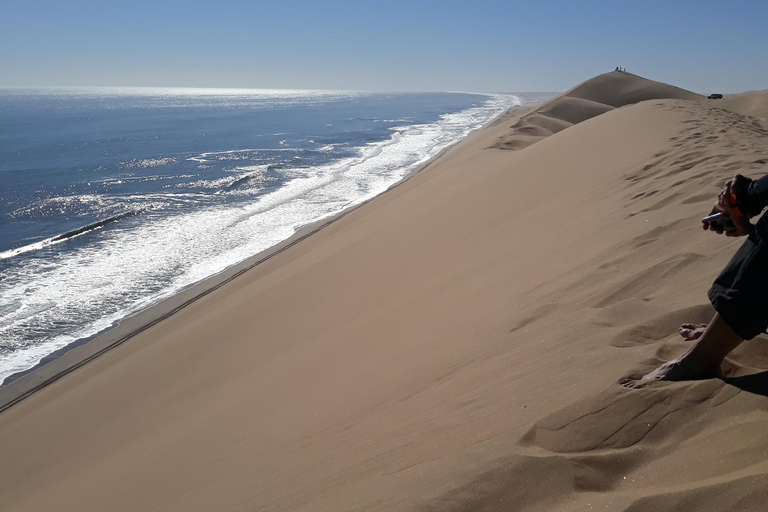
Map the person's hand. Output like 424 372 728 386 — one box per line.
703 178 751 237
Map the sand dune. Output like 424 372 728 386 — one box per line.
493 71 704 150
719 89 768 123
431 90 768 510
1 75 768 511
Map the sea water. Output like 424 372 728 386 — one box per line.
0 87 536 383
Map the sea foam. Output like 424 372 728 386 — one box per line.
0 92 519 383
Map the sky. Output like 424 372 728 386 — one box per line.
1 0 766 93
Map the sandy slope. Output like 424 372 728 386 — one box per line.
1 73 768 512
493 71 704 150
719 90 768 123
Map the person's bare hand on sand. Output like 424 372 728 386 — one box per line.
679 323 707 341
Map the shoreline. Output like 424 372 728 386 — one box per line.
4 72 768 511
0 104 532 412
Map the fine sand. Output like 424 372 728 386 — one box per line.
2 71 768 511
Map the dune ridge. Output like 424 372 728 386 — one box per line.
1 74 768 511
719 89 768 123
493 71 704 150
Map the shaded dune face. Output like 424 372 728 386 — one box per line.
430 99 768 511
493 71 704 150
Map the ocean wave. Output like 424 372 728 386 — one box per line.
116 157 180 169
0 93 521 383
0 210 141 260
221 166 273 193
188 148 298 164
10 194 110 218
170 165 273 193
99 174 197 186
374 118 414 123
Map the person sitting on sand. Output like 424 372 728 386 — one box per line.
643 173 768 381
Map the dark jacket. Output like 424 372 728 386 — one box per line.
735 175 768 240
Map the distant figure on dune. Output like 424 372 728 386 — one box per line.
644 174 768 381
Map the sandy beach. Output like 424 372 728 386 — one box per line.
2 71 768 511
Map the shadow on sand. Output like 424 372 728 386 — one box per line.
723 370 768 397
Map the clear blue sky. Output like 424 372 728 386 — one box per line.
1 0 766 93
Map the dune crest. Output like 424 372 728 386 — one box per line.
719 89 768 123
493 71 704 150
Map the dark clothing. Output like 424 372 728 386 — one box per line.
734 174 768 217
735 174 768 242
709 174 768 339
709 229 768 339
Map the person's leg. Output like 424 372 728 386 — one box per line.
643 223 768 382
643 312 743 381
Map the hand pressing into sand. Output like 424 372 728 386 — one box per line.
703 175 752 237
679 323 707 341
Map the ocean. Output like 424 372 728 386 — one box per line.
0 87 542 384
